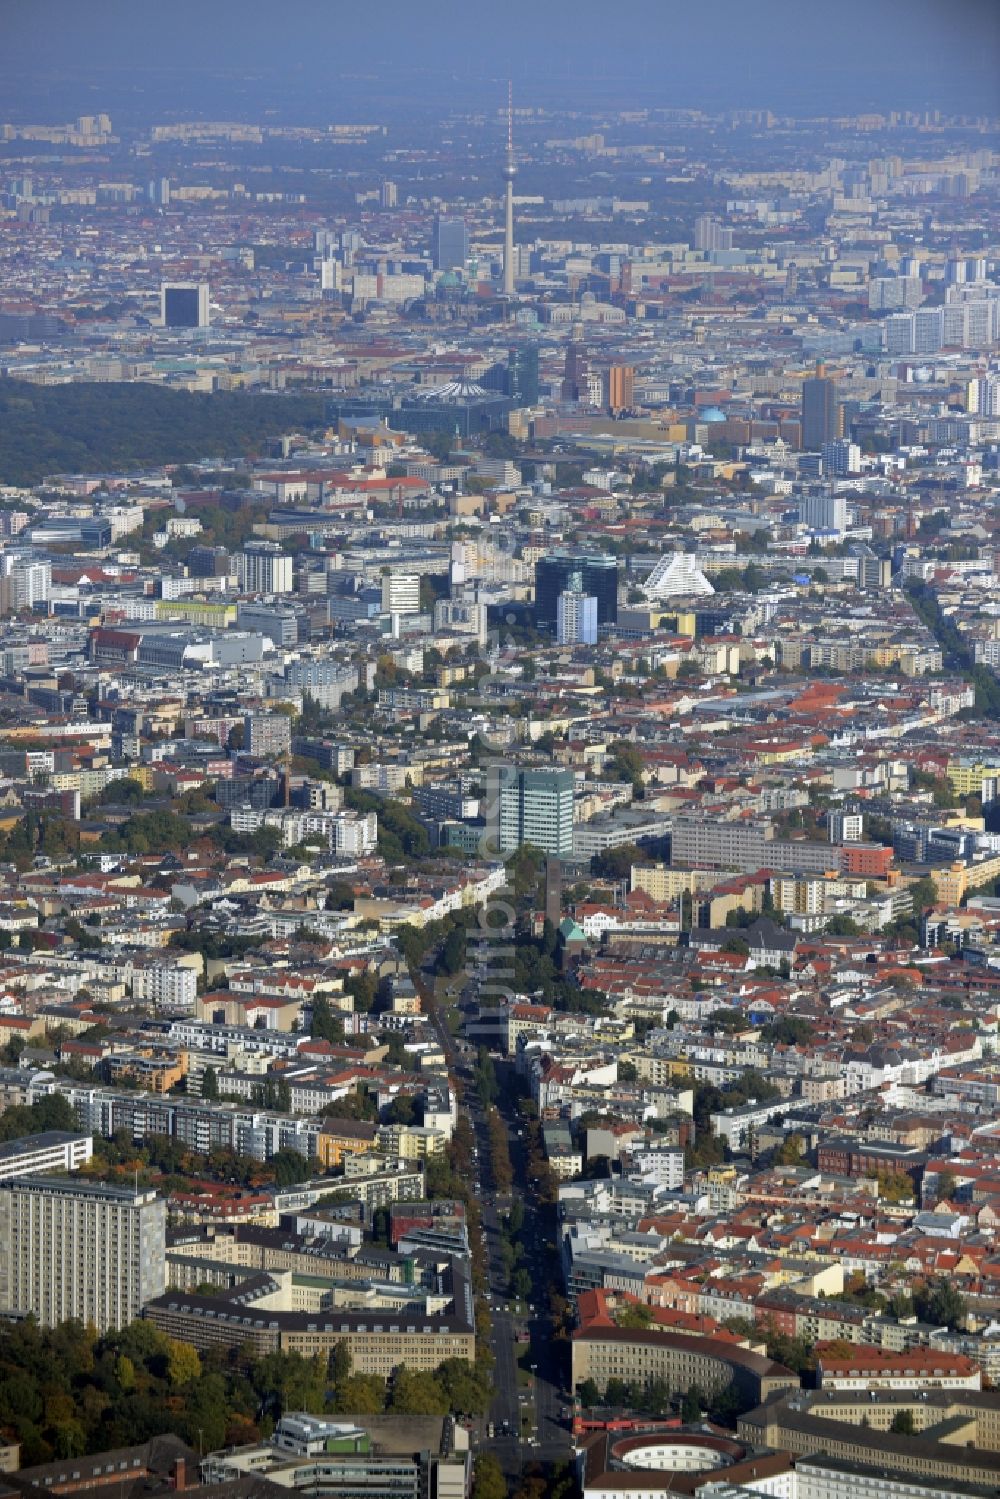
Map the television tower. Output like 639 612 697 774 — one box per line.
502 81 516 298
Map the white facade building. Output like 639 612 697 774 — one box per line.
237 543 293 595
0 1177 166 1332
557 590 598 645
642 552 714 600
381 572 421 615
800 493 849 530
0 1131 93 1181
131 964 198 1010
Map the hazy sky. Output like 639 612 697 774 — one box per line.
2 0 998 119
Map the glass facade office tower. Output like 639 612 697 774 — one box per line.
487 765 575 857
161 282 209 328
535 553 618 630
801 364 842 449
483 346 540 406
434 216 468 271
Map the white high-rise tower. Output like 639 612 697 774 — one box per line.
502 81 516 298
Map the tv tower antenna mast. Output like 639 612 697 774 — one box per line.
502 80 516 299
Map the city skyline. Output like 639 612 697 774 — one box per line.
0 7 997 1499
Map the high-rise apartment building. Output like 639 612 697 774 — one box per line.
283 658 357 709
799 493 849 531
338 228 361 268
942 304 970 347
160 282 210 328
868 275 922 311
433 216 468 272
561 342 590 403
381 572 421 615
828 811 864 844
968 376 1000 416
800 364 842 450
885 313 917 355
380 180 398 209
884 302 998 357
244 713 293 759
0 1177 166 1333
605 365 634 414
433 595 488 645
821 440 862 477
237 542 293 595
963 298 999 348
535 553 618 630
486 765 575 857
511 245 533 280
0 556 50 613
557 590 598 645
913 307 944 353
317 258 340 291
76 114 112 137
694 214 733 253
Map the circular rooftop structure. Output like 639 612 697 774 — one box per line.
610 1430 746 1476
409 377 491 403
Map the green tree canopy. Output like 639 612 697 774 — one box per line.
913 1277 966 1330
388 1366 448 1415
0 379 329 487
472 1453 507 1499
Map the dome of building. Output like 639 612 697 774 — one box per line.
410 377 491 402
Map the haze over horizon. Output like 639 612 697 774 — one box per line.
2 0 998 122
